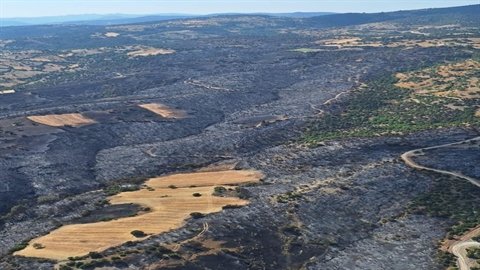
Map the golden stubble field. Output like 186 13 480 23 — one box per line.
15 170 263 261
138 103 187 119
27 113 96 127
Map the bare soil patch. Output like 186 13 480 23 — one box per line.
0 89 15 94
127 47 175 57
104 32 120 38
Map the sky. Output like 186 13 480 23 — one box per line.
1 0 478 18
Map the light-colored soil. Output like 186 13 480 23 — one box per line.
14 170 262 261
291 48 324 53
138 103 187 119
476 108 480 118
452 241 480 270
127 47 175 57
104 32 120 38
314 37 480 49
0 89 15 94
27 113 96 127
0 50 71 88
443 227 480 270
315 37 383 48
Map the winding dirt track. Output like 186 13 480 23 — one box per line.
452 241 480 270
401 136 480 270
401 136 480 188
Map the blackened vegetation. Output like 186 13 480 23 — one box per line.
408 174 480 237
0 4 479 270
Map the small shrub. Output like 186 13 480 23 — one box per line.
192 193 202 197
190 212 205 219
213 186 227 196
33 243 45 249
222 204 242 209
131 230 147 238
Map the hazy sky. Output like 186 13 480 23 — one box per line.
1 0 478 18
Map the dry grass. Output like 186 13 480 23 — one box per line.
314 37 480 49
0 50 69 88
27 113 96 127
476 108 480 118
14 170 262 261
395 60 480 100
138 103 187 119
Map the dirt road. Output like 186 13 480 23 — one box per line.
401 136 480 270
401 136 480 188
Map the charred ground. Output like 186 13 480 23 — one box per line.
0 5 479 270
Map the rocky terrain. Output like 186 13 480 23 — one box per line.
0 4 479 270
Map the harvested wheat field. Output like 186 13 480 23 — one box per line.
14 170 263 261
139 103 187 119
27 113 96 127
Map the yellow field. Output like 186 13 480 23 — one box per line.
138 103 187 119
27 113 96 127
14 170 262 261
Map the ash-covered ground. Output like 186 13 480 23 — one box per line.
0 5 479 270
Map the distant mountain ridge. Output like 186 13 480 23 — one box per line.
0 12 334 27
305 4 480 27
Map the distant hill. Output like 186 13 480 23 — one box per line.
0 12 334 27
0 14 193 27
306 4 480 27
